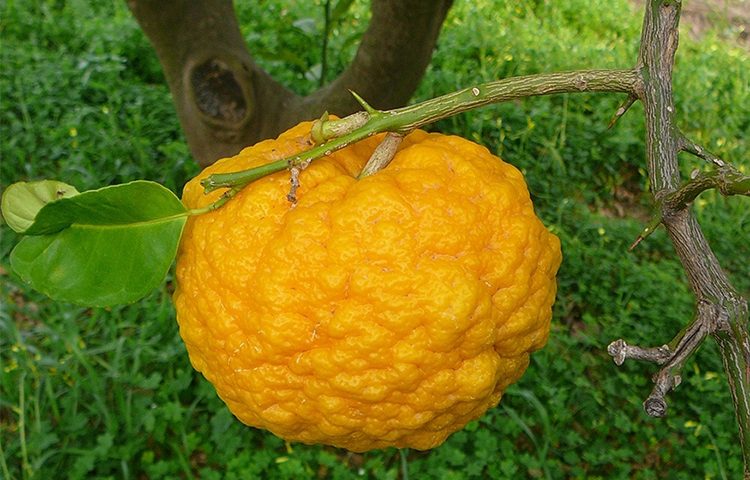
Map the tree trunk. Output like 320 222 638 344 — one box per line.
126 0 453 166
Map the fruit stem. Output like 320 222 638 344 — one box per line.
358 132 404 178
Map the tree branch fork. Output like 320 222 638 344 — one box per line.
607 298 741 417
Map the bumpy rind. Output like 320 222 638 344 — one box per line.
174 122 562 452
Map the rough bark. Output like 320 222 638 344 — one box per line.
126 0 453 166
625 0 750 474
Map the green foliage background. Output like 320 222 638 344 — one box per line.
1 0 748 478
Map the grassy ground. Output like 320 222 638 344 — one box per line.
1 0 748 478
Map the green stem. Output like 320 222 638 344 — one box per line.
201 68 639 193
399 448 409 480
189 186 243 213
390 69 638 132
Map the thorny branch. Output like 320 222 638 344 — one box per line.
666 164 750 210
607 0 750 475
607 94 638 129
627 134 749 251
680 134 727 167
202 69 639 192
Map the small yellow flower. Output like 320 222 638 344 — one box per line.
3 359 18 372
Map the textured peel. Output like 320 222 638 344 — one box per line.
174 121 562 452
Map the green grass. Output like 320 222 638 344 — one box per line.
1 0 748 478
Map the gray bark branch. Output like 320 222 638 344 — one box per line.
607 1 750 474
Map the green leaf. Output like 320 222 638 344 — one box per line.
10 181 188 307
25 180 184 235
1 180 79 233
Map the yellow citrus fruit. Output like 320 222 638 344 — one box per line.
174 121 561 452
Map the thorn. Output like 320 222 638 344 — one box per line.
679 135 727 167
629 214 662 251
348 90 377 115
628 235 644 252
608 94 638 130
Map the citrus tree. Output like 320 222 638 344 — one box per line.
1 0 749 478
